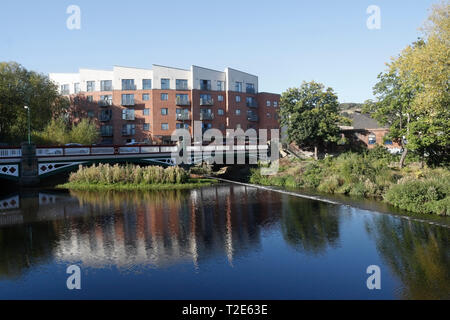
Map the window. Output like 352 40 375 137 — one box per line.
200 79 211 91
235 109 241 115
122 124 136 136
121 94 135 106
176 123 183 129
161 78 170 90
74 83 80 94
143 79 152 90
266 100 271 107
122 109 135 120
142 93 150 101
267 112 271 118
100 109 112 121
176 79 188 90
217 81 225 91
143 108 150 116
99 95 112 106
87 110 95 118
101 80 112 91
200 94 213 105
161 123 169 130
101 125 113 137
87 81 95 92
218 95 224 102
384 139 393 145
236 95 241 103
161 93 168 101
87 96 93 103
161 108 168 115
273 101 278 107
122 79 135 90
143 123 150 131
246 83 255 94
61 84 70 95
368 133 377 145
176 94 189 105
246 97 257 107
235 82 242 92
218 109 224 116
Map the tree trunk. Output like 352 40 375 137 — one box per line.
314 146 318 160
399 147 408 169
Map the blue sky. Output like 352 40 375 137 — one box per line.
0 0 435 102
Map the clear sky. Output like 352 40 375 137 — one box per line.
0 0 436 103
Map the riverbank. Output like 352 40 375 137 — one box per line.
247 149 449 216
56 164 216 191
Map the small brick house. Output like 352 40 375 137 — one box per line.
340 110 402 153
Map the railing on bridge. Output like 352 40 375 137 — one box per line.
0 144 269 159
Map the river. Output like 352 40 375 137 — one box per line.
0 183 448 299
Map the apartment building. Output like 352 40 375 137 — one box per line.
49 65 280 145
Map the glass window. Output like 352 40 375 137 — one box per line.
273 101 278 107
218 95 224 102
122 79 135 90
161 93 168 101
161 123 169 130
87 110 94 118
74 83 80 94
100 80 112 91
218 109 224 115
61 84 70 95
121 94 134 106
122 124 136 135
87 81 95 92
235 82 242 92
235 109 241 115
99 95 112 106
122 109 135 120
246 83 255 94
86 96 93 103
143 108 150 116
142 79 152 90
368 134 377 145
161 108 168 115
200 79 211 91
266 100 271 107
236 95 241 102
384 139 393 145
143 123 150 131
161 78 170 90
176 79 188 90
217 81 225 91
142 93 150 101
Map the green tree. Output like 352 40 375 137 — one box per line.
0 62 69 144
69 118 99 145
280 81 349 159
365 1 449 166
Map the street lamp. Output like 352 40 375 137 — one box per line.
24 106 31 144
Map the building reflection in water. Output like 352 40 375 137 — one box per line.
6 185 282 270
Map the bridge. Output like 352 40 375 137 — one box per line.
0 143 271 185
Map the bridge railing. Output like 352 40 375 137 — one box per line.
0 144 270 159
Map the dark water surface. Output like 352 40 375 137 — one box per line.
0 183 448 300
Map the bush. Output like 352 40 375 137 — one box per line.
69 164 189 185
385 178 449 216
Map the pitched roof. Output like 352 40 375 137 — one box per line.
340 110 387 130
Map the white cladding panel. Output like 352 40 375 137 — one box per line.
113 66 153 91
152 65 191 90
192 66 226 91
79 69 114 92
225 68 258 93
49 73 80 95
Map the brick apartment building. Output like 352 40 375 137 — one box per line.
50 65 280 145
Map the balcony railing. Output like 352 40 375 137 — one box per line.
122 130 135 136
246 87 256 94
98 100 112 107
200 85 212 91
247 114 259 122
200 98 214 106
200 112 214 121
122 100 135 106
176 97 190 106
246 100 258 108
99 115 111 122
176 113 190 121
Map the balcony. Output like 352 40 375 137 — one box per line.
246 87 256 94
176 97 191 106
200 97 214 106
98 100 112 107
246 100 258 108
176 113 191 121
101 127 113 137
247 114 259 122
99 115 111 122
200 112 214 121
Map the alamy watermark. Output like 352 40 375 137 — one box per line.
66 265 81 290
170 123 280 175
366 265 381 290
366 5 381 30
66 5 81 30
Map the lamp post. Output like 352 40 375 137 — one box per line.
24 106 31 144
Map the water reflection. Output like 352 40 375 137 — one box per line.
0 185 448 299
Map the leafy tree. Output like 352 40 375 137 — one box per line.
280 81 349 159
364 1 449 167
0 62 69 144
69 118 99 145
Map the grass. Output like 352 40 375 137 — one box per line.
249 147 449 216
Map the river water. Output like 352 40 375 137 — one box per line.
0 183 448 299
